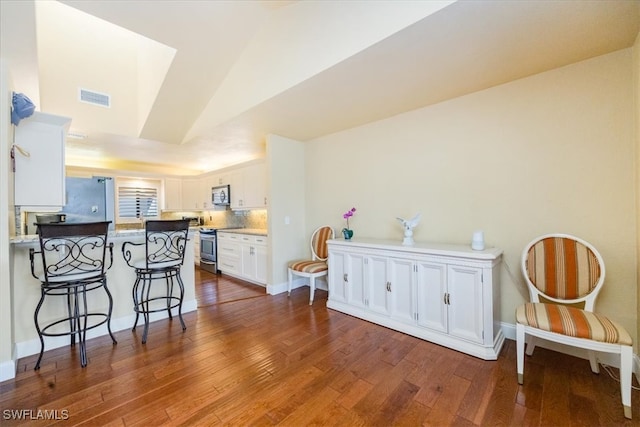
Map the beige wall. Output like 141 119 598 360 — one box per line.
266 134 306 288
305 49 637 343
634 33 640 349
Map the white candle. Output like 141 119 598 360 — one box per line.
471 230 485 250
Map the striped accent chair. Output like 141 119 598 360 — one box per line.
288 226 334 305
516 234 633 419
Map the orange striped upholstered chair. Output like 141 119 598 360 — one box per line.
516 234 633 419
288 225 334 305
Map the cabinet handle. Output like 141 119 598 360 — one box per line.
343 273 348 283
386 281 391 292
264 197 267 205
444 293 450 305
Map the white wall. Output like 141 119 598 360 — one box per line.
0 60 16 381
305 49 637 343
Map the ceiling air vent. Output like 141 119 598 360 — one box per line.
78 88 110 108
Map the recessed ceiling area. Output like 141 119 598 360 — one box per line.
1 0 638 175
36 0 176 140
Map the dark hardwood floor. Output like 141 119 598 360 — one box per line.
1 267 638 426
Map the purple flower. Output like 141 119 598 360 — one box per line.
342 207 356 230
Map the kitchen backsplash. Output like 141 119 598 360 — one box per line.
161 209 267 229
16 206 268 233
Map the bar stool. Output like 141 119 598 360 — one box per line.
29 221 116 370
122 219 189 343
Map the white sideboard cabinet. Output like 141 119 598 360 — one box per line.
327 238 504 360
13 112 71 209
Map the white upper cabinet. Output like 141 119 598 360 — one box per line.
231 162 267 210
163 178 182 210
181 178 201 210
14 112 71 209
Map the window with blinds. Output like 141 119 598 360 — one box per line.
115 178 161 223
118 187 158 218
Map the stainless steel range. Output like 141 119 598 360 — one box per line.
199 228 218 274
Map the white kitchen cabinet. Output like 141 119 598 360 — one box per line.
164 178 182 210
181 178 201 210
255 242 268 284
210 173 231 187
217 232 242 275
14 112 71 209
193 230 200 266
327 238 504 360
239 234 267 285
218 231 268 286
200 176 214 210
230 162 267 210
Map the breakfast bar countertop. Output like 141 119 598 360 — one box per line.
10 228 200 245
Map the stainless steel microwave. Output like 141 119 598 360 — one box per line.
212 185 231 206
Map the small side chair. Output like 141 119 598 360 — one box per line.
288 225 334 305
515 233 633 419
122 219 190 343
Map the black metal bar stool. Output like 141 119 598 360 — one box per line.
29 221 116 369
121 219 189 344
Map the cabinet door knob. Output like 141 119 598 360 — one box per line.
343 273 348 283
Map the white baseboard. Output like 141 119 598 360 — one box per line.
12 299 198 367
267 277 328 296
0 359 16 383
501 321 640 382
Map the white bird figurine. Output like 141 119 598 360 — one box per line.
396 213 421 246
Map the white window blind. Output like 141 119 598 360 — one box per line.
118 186 158 218
115 178 161 223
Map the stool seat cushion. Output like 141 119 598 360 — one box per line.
288 260 328 274
39 271 104 284
516 302 632 345
133 259 182 270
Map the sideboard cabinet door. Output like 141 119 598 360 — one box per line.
387 257 415 324
447 265 484 344
328 250 347 304
416 261 448 334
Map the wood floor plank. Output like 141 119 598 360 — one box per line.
2 268 638 426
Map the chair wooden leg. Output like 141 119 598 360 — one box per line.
516 323 525 385
588 350 599 374
621 345 632 419
525 336 537 356
309 277 315 305
287 269 293 297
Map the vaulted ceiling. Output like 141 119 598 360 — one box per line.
1 0 638 175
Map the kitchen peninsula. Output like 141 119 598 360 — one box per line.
9 229 197 359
